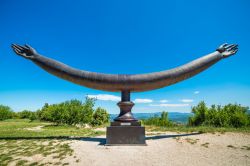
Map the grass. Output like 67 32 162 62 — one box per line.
145 125 250 133
185 138 199 144
0 119 105 165
0 139 74 165
227 145 236 149
0 119 104 138
201 142 210 148
241 145 250 150
227 145 250 150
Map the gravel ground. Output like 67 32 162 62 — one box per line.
65 132 250 166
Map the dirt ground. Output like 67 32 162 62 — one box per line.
64 132 250 166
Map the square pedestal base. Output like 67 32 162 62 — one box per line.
106 122 146 145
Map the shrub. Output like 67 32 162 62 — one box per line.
91 107 110 126
0 105 14 120
188 101 207 126
29 112 37 121
17 110 38 121
37 97 95 125
80 97 95 124
188 101 249 128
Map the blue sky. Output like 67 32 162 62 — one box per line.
1 0 250 113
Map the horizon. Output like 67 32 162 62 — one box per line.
1 0 250 113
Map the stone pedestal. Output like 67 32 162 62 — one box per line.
106 121 146 145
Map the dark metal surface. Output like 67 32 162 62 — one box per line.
114 91 137 122
11 43 238 123
106 126 146 145
11 43 238 92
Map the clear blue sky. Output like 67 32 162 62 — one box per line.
1 0 250 113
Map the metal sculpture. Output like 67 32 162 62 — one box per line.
11 43 238 122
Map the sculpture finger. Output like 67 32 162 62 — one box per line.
12 44 24 51
228 44 238 51
17 44 29 50
11 44 20 49
220 43 228 48
12 47 22 55
225 44 234 49
11 44 21 52
25 44 33 49
232 48 238 54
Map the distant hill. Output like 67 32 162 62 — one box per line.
110 112 192 124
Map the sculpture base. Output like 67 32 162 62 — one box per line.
106 122 146 145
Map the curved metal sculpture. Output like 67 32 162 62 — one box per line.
11 43 238 121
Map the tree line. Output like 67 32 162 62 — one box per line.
0 97 109 126
142 101 250 128
1 100 249 128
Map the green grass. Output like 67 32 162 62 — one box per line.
145 125 250 133
0 119 104 138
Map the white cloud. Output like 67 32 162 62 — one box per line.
180 99 194 103
87 94 120 102
159 100 169 103
194 91 200 94
149 103 190 107
134 98 153 103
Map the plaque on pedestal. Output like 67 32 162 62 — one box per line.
106 121 146 145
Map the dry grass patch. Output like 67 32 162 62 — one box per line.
0 139 76 166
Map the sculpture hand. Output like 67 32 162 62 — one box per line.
216 43 238 58
11 44 37 59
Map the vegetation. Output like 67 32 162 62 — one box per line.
17 110 37 121
91 107 110 126
0 97 110 127
142 111 174 127
144 102 250 133
188 101 250 128
0 119 103 138
0 139 74 165
37 98 95 125
0 119 102 165
0 100 250 134
145 125 250 133
0 105 14 120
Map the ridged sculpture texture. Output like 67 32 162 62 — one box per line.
12 43 238 121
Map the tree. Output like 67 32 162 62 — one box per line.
188 101 208 126
91 107 110 126
0 105 14 120
188 101 249 128
36 97 96 125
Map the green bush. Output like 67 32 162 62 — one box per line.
188 101 249 128
17 110 37 119
37 97 96 125
142 111 173 127
0 105 14 120
91 107 110 126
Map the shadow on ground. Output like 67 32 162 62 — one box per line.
0 132 202 145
